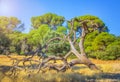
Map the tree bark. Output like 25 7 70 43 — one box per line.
67 26 99 70
79 28 86 56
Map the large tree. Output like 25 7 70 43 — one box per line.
6 14 107 74
58 15 107 70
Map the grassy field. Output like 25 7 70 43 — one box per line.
0 55 120 82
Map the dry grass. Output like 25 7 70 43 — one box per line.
0 55 120 82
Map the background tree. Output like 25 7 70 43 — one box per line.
0 31 10 54
0 16 21 33
0 16 25 54
31 13 65 30
92 32 115 51
93 34 120 60
30 13 70 56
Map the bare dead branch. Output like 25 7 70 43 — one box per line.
64 51 72 59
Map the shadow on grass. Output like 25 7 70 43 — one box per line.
100 73 120 80
0 65 11 73
0 65 120 82
84 73 120 81
72 65 87 70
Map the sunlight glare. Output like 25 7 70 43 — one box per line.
0 0 14 15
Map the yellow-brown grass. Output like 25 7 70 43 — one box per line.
0 55 120 82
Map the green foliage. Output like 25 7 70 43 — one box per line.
0 32 10 47
78 15 105 27
56 26 67 34
0 16 22 54
47 41 70 56
7 32 27 54
28 24 50 45
85 32 120 60
9 46 16 53
31 13 65 29
85 31 99 53
69 15 106 32
92 32 115 51
89 49 119 60
43 30 70 56
106 43 120 59
89 51 107 59
0 32 11 54
0 16 21 33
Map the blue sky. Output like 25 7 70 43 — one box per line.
0 0 120 35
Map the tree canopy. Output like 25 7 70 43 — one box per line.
0 16 21 33
31 13 65 30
